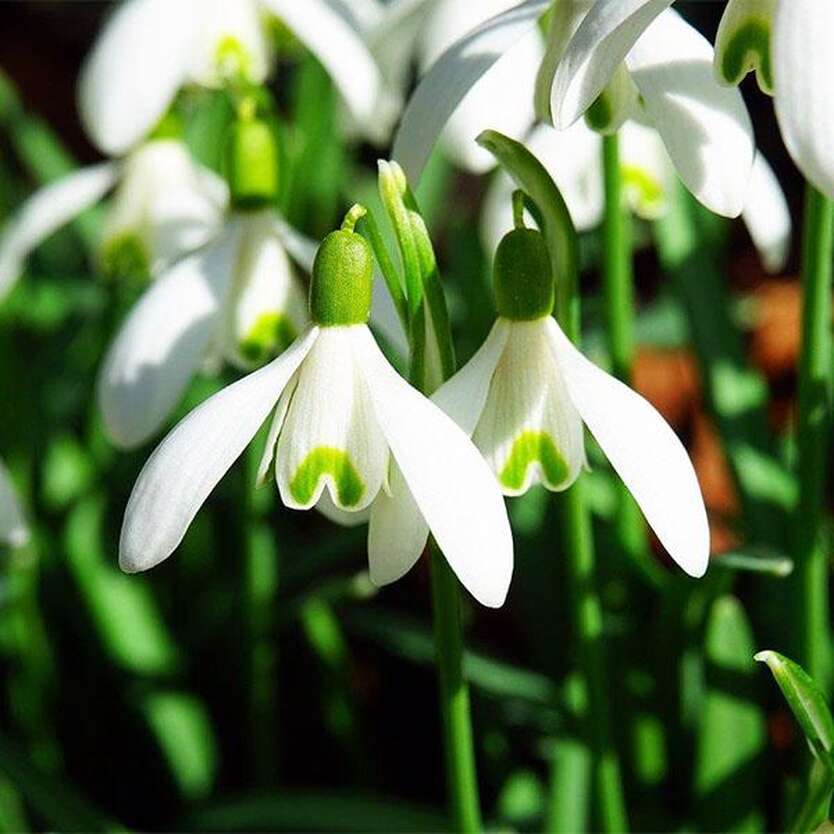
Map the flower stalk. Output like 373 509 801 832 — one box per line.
792 183 834 689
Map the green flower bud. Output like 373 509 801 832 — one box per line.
309 230 373 327
493 228 554 321
225 117 279 210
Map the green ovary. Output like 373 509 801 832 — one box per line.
100 232 150 284
499 431 570 492
289 447 365 508
721 20 773 93
239 312 297 364
586 93 613 132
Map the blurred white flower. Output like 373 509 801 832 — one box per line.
714 0 834 200
0 458 29 549
0 138 227 302
97 207 311 450
119 228 513 608
78 0 381 155
393 1 755 219
482 120 792 272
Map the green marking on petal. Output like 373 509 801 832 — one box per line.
215 35 253 83
289 446 365 508
621 165 665 219
499 430 570 493
239 312 297 364
719 19 773 94
99 232 150 284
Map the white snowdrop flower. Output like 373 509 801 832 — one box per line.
0 138 225 302
714 0 834 200
394 0 755 219
434 225 709 578
78 0 381 156
0 458 29 549
482 121 791 272
119 222 514 608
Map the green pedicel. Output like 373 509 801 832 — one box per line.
289 447 365 507
499 430 570 492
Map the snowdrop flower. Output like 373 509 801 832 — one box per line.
394 0 754 219
119 218 513 608
483 120 791 272
714 0 834 200
433 224 709 577
0 459 28 549
98 117 309 450
0 138 226 303
79 0 381 155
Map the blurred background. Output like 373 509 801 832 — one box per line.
0 1 822 831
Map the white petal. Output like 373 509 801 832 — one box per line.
256 374 298 487
713 0 776 93
472 319 585 496
433 319 509 435
392 0 551 184
78 0 196 155
272 215 318 273
222 213 308 369
97 224 240 449
354 326 513 607
368 462 429 586
0 459 29 549
418 0 543 174
773 0 834 200
547 318 709 577
741 152 791 273
626 11 755 218
261 0 382 122
316 490 371 528
276 327 389 513
619 120 673 220
0 163 119 301
120 327 319 572
550 0 673 129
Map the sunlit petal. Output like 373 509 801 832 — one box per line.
741 152 791 273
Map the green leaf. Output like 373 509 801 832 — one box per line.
476 130 579 339
755 650 834 765
695 596 766 832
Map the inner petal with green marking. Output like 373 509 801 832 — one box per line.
239 312 297 365
499 430 570 492
289 446 365 509
99 231 150 284
622 165 665 220
718 18 773 93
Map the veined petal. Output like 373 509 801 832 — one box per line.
78 0 196 155
550 0 673 129
481 121 603 247
222 213 308 369
120 327 319 573
261 0 381 122
472 319 585 496
276 327 389 513
0 459 29 549
626 10 755 218
433 318 509 435
773 0 834 201
368 462 429 586
741 152 791 273
392 0 551 184
547 317 709 577
0 163 119 301
97 223 240 450
256 374 297 487
714 0 776 93
354 326 513 607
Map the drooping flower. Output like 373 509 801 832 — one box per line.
393 1 755 219
433 224 709 578
0 458 29 549
482 120 792 272
119 218 513 608
0 137 226 302
714 0 834 200
78 0 381 155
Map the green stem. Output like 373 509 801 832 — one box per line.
430 551 482 833
788 759 834 833
600 133 653 581
792 184 834 689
